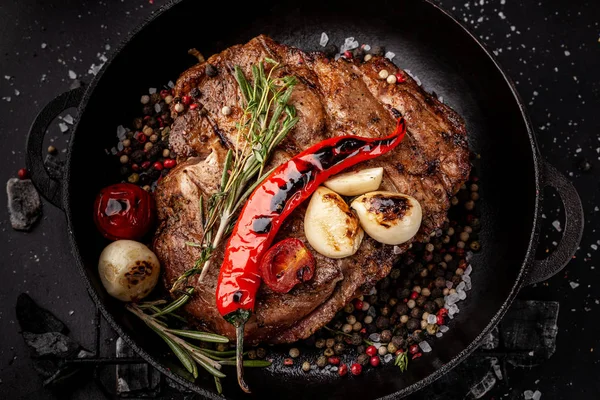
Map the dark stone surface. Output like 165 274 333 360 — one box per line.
0 0 598 399
16 293 68 335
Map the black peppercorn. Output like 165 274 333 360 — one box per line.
256 348 266 359
368 294 378 305
430 288 442 298
434 277 446 288
334 342 345 355
376 316 390 330
323 348 334 357
434 297 446 309
392 336 405 348
379 292 391 304
138 172 151 186
367 324 378 334
357 354 370 366
381 305 391 317
410 307 423 319
335 334 344 343
146 117 157 128
406 318 420 331
416 295 427 307
452 275 462 286
398 288 411 299
315 338 326 349
351 333 362 346
150 93 161 104
380 330 392 343
352 47 365 59
142 105 153 115
146 145 162 161
390 268 401 280
247 349 257 360
205 64 218 77
133 117 143 130
322 44 338 58
371 45 385 56
395 303 409 316
423 301 437 313
356 345 366 355
445 271 454 281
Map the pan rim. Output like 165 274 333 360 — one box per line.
63 0 542 398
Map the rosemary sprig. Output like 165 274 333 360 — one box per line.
128 289 271 393
395 351 409 372
170 59 298 291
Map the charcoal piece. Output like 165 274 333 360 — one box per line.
466 369 497 399
7 178 42 231
44 154 64 179
16 293 68 334
23 332 80 358
499 300 559 366
116 337 161 397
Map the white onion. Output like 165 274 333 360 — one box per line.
304 187 364 258
351 191 422 245
323 167 383 196
98 240 160 302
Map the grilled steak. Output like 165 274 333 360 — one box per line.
153 35 470 344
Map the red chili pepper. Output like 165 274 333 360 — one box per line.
216 117 407 322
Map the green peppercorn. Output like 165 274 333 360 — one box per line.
426 324 439 335
334 343 345 355
326 338 335 348
387 343 398 354
315 338 326 349
344 303 355 313
301 361 311 372
317 356 327 368
323 348 335 357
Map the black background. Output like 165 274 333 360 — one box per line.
0 0 598 399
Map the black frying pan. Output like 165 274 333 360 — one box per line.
25 0 584 398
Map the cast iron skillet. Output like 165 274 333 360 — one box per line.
25 0 584 398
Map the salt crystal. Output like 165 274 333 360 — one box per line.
310 364 317 370
439 325 449 333
458 290 467 300
373 343 383 350
340 37 359 52
393 245 402 254
110 147 118 155
63 114 74 125
464 264 473 276
99 54 108 63
532 390 542 400
2 96 11 102
14 89 20 96
324 365 331 371
68 310 74 316
466 251 474 262
457 282 466 292
105 44 111 50
367 287 377 295
463 275 472 290
367 306 377 317
424 315 435 324
148 87 157 94
419 341 432 353
154 103 161 113
368 333 381 342
319 32 329 47
436 332 443 338
445 293 460 306
363 44 371 51
524 390 534 400
446 281 453 289
569 281 580 289
116 125 127 139
438 96 444 103
59 123 69 133
68 70 77 79
448 303 459 315
384 51 395 60
383 353 393 363
528 351 534 356
592 244 598 251
564 50 570 56
4 75 10 80
492 362 503 380
330 366 338 372
41 43 47 49
552 220 562 232
117 142 124 151
168 80 175 88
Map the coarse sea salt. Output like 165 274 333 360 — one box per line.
393 245 402 254
59 123 69 133
68 70 77 79
419 341 432 353
369 333 381 342
569 281 580 289
532 390 542 400
116 125 127 139
383 353 393 363
436 332 443 338
458 290 467 300
462 275 472 290
464 264 473 276
340 37 359 52
445 293 460 306
439 325 449 333
427 314 437 324
456 281 466 292
148 87 157 94
319 32 329 47
384 51 395 60
63 114 74 125
154 103 161 113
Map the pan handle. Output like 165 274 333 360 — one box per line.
525 162 584 285
26 87 85 211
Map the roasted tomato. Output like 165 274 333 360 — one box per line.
259 238 315 294
93 183 155 241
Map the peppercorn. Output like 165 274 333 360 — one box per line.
335 334 344 343
366 345 377 357
352 322 362 332
131 150 145 164
256 348 266 358
144 142 153 152
351 333 362 346
323 348 335 357
392 336 405 348
407 299 416 309
338 363 348 376
380 330 392 343
356 354 370 366
416 295 427 307
344 302 355 313
351 363 363 375
381 305 391 316
342 323 352 334
421 288 431 297
395 303 409 316
470 241 481 251
316 355 327 368
434 277 446 288
127 173 139 184
334 342 345 355
426 324 438 335
411 307 423 319
376 316 390 330
406 318 420 331
400 315 409 324
398 288 411 299
301 361 310 372
423 301 437 314
246 349 257 360
142 105 153 115
371 45 385 56
321 338 333 349
387 342 398 354
346 315 357 325
390 268 401 279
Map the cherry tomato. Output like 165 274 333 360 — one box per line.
258 238 315 294
93 183 155 241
